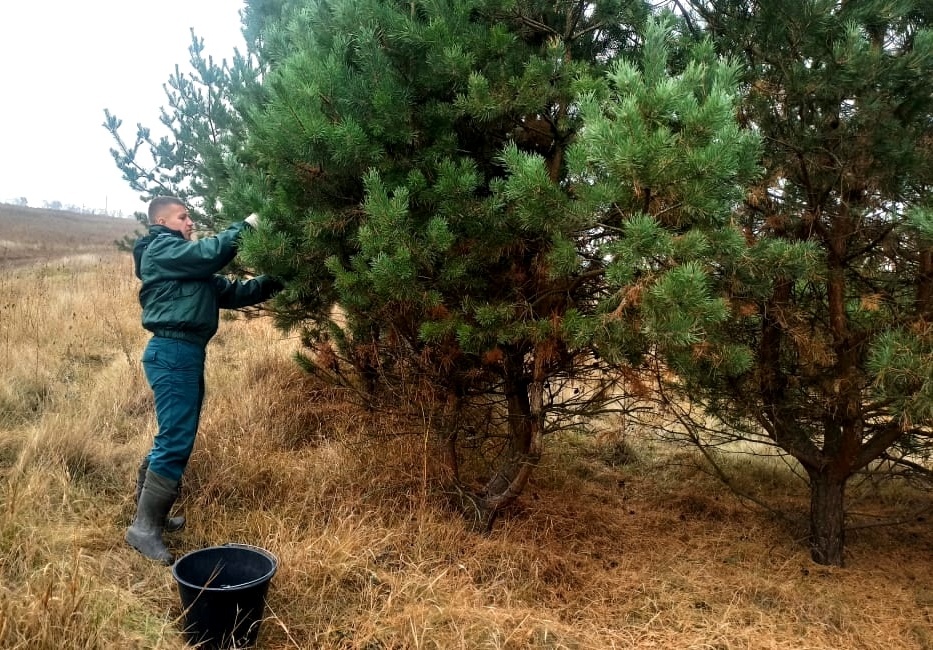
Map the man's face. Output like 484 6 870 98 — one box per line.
157 204 194 240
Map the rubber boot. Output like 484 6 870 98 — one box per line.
125 470 177 565
136 458 185 533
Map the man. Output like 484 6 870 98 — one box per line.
127 196 280 564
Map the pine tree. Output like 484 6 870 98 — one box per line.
104 30 256 232
672 0 933 565
230 1 763 527
104 1 760 529
225 0 648 526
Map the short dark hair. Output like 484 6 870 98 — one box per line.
148 196 186 224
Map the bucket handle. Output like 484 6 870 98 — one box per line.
222 542 263 551
221 543 279 568
222 542 276 556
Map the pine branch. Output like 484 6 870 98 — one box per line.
846 501 933 531
878 452 933 483
656 383 798 524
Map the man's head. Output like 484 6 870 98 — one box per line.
148 197 194 240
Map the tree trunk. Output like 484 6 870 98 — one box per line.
477 379 541 522
459 346 543 531
439 390 461 484
807 469 847 566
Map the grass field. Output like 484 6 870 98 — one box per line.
0 203 141 268
0 210 931 649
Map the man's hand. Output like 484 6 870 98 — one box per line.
245 213 260 228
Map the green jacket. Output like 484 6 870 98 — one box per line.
133 222 279 347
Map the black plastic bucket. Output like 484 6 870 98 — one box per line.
172 543 278 649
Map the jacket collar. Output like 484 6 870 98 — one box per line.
148 224 185 239
133 225 185 279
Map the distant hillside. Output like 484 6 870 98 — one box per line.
0 203 142 268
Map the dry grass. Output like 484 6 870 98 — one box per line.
0 250 931 649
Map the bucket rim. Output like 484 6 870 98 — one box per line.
172 543 278 592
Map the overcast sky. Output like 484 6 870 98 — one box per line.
0 1 246 216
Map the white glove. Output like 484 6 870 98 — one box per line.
245 213 260 228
